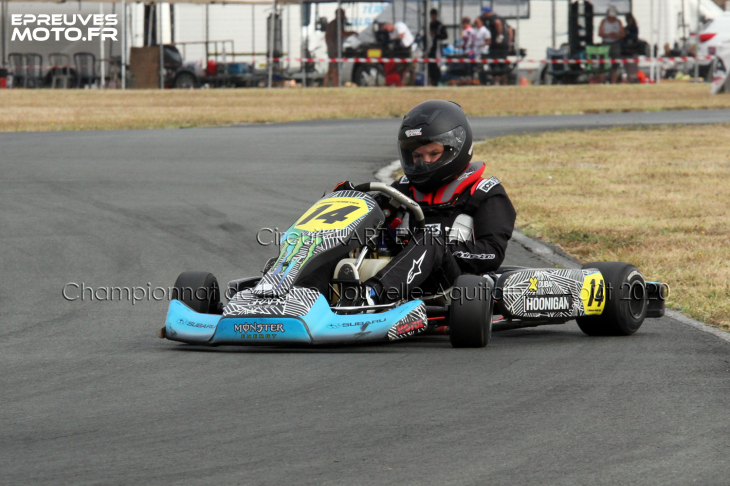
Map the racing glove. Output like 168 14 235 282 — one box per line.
333 180 356 192
496 34 504 44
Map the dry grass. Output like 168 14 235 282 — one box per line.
2 83 730 132
471 124 730 331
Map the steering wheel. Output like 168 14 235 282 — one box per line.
353 182 426 230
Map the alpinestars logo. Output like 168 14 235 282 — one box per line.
405 128 422 137
453 251 495 260
407 251 426 284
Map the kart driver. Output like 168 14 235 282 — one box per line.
332 100 516 307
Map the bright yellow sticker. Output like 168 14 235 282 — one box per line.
294 197 369 232
580 271 606 315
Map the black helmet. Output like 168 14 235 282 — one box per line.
398 100 473 194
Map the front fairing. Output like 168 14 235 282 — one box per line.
252 190 384 298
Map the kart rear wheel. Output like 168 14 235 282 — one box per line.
172 271 222 315
449 275 494 348
576 262 647 336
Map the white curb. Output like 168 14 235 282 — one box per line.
374 160 401 185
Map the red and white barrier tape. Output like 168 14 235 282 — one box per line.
270 56 714 65
5 56 713 71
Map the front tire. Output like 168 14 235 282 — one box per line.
576 262 647 336
449 275 494 348
172 271 221 314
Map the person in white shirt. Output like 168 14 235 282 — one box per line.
394 21 415 51
383 22 417 85
473 17 491 56
599 5 625 84
473 17 492 84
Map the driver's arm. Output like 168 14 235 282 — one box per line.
450 186 516 273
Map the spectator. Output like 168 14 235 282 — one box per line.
382 22 417 85
622 13 640 82
473 17 492 84
460 17 475 57
480 6 509 85
473 17 491 56
324 9 356 87
598 5 625 84
622 13 639 54
428 8 448 86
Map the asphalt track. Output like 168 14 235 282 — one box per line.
2 109 730 486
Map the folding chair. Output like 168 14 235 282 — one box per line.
74 52 97 88
546 48 570 84
24 54 44 88
49 53 72 89
8 53 25 88
585 45 611 81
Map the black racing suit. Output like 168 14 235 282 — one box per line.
367 161 516 302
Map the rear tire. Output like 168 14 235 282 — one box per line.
449 275 494 348
576 262 647 336
172 271 221 314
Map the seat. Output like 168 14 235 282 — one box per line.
74 52 97 88
49 53 72 89
8 53 25 88
584 45 611 76
333 258 390 285
23 53 44 88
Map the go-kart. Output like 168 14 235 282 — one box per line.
158 183 669 348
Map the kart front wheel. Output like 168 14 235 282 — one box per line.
449 275 494 348
172 271 222 315
576 262 647 336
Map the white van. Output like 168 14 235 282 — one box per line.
697 13 730 74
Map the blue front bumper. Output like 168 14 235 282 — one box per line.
163 295 426 346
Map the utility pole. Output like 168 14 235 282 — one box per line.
121 0 126 89
268 0 277 88
100 3 105 89
650 0 655 81
551 0 556 48
694 0 700 80
336 0 342 87
158 2 163 89
423 0 426 88
1 1 7 69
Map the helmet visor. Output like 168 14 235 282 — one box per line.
399 126 466 177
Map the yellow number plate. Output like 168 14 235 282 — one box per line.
294 197 369 232
580 271 606 315
367 49 382 58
